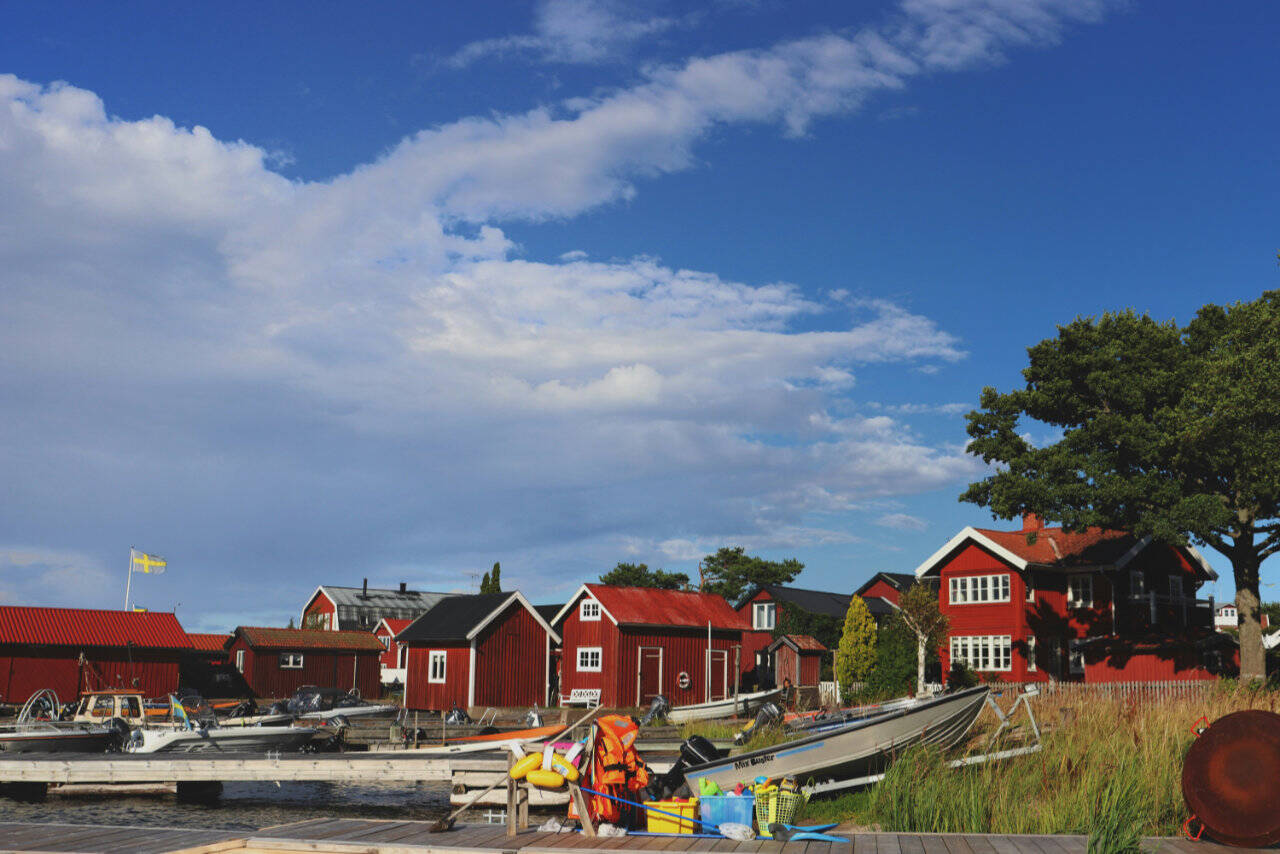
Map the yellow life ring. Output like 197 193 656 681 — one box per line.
509 753 543 780
548 753 580 782
525 768 566 789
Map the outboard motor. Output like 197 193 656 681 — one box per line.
680 734 723 766
638 694 671 727
105 717 133 752
646 735 725 801
523 708 544 727
733 701 783 745
444 704 472 725
269 700 289 716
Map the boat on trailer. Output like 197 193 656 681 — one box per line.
681 685 989 791
664 688 784 723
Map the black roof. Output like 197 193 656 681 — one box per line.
396 593 514 643
535 604 562 623
854 572 918 596
863 596 898 618
751 584 853 618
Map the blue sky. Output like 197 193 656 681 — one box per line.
1 0 1276 629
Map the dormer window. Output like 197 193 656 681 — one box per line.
580 599 601 621
753 602 776 630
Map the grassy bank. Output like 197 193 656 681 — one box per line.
800 683 1277 844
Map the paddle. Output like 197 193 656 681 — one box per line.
428 706 600 832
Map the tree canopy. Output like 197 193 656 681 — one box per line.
834 595 877 694
700 546 803 603
897 584 948 695
598 562 690 590
962 290 1280 678
480 562 502 594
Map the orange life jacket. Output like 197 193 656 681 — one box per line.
570 715 650 824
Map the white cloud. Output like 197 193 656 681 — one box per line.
0 548 115 607
875 513 929 531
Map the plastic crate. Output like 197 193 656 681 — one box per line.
643 798 699 834
753 788 807 837
699 793 755 827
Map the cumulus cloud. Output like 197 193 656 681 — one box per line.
875 513 929 532
0 0 1113 619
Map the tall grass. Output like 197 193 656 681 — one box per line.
811 683 1277 848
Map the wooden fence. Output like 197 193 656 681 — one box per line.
983 680 1219 700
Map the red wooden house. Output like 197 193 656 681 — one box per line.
735 585 867 687
186 632 232 663
300 581 447 631
0 606 192 702
853 572 917 608
553 584 750 709
767 634 826 688
228 626 383 699
913 514 1226 683
375 618 412 687
398 591 559 712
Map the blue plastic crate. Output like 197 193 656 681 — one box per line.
698 793 755 828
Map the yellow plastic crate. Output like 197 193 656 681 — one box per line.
643 798 699 834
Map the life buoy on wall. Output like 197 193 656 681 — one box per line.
677 671 691 690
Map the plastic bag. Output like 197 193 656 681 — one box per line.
718 823 755 841
597 824 628 837
537 818 562 833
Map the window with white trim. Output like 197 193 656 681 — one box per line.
1130 570 1145 597
753 602 776 630
427 650 447 683
1026 636 1036 672
380 635 390 649
235 649 245 672
580 599 601 621
948 574 1011 604
1025 574 1035 603
949 635 1012 671
1068 639 1085 675
1067 574 1094 608
1169 576 1183 599
577 646 602 672
279 652 304 669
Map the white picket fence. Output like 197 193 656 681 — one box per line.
984 679 1219 700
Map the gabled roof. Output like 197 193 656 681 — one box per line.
233 626 384 652
741 584 853 619
853 572 917 596
552 584 750 631
768 634 827 653
913 523 1217 580
375 618 414 636
863 596 899 618
0 606 193 650
397 591 560 644
187 632 233 652
313 585 451 610
535 604 563 624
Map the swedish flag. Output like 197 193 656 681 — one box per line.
130 549 167 575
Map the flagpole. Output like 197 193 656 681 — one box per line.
124 547 134 610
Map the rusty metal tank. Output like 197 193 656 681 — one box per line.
1181 708 1280 848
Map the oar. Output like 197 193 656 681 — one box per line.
429 706 600 832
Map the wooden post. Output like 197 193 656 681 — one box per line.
570 783 596 837
506 775 518 837
413 711 419 748
518 783 529 829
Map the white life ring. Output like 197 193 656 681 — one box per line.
677 671 691 690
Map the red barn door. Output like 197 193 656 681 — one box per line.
708 650 729 701
637 647 662 705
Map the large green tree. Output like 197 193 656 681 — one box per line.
833 595 877 695
897 584 948 695
962 291 1280 679
598 562 690 590
700 546 803 603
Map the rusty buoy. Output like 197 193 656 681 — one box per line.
1181 709 1280 848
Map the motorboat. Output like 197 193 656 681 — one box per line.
125 721 319 753
681 685 989 791
662 688 784 723
0 690 128 754
286 686 398 721
787 694 922 733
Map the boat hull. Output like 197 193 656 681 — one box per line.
0 730 114 754
683 686 989 789
127 726 319 754
666 689 784 723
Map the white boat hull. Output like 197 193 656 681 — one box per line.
295 703 398 721
126 725 318 754
666 689 783 723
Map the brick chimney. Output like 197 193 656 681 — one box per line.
399 581 407 594
1021 513 1045 532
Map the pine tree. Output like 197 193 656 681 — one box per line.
834 595 877 695
479 571 491 593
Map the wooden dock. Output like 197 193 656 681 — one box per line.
0 820 1262 853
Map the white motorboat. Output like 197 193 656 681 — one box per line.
125 722 319 753
665 688 784 723
0 690 126 754
681 685 989 790
286 686 398 721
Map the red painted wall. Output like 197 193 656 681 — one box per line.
229 637 380 699
771 646 822 687
0 647 181 702
473 603 548 707
1083 642 1237 682
301 592 336 630
860 580 901 605
375 626 403 670
559 599 614 699
404 644 470 710
737 589 775 675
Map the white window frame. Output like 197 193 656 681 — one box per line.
1068 639 1085 675
1026 636 1036 672
1129 570 1145 597
235 649 245 672
279 652 304 669
577 646 603 672
427 650 447 683
580 599 601 621
949 635 1012 672
1169 576 1183 599
1067 573 1094 609
753 601 776 631
948 574 1011 605
380 635 391 650
1025 574 1035 603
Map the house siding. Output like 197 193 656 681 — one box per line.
301 593 336 631
0 647 181 702
229 637 380 699
737 589 776 676
404 643 471 710
859 580 902 605
473 603 548 707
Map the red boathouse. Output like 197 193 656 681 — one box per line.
228 626 383 699
398 591 559 712
0 606 193 703
552 584 750 709
767 634 826 688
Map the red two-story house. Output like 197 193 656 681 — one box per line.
914 514 1232 683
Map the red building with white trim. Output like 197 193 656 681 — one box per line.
228 626 383 699
735 585 871 687
398 591 559 712
375 618 412 687
552 584 750 708
914 515 1229 682
768 634 826 687
0 606 192 702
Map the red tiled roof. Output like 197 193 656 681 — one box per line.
0 606 193 650
187 632 232 652
972 526 1140 568
378 618 413 635
583 584 750 630
786 634 827 652
234 626 384 652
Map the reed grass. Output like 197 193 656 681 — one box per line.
801 683 1278 850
